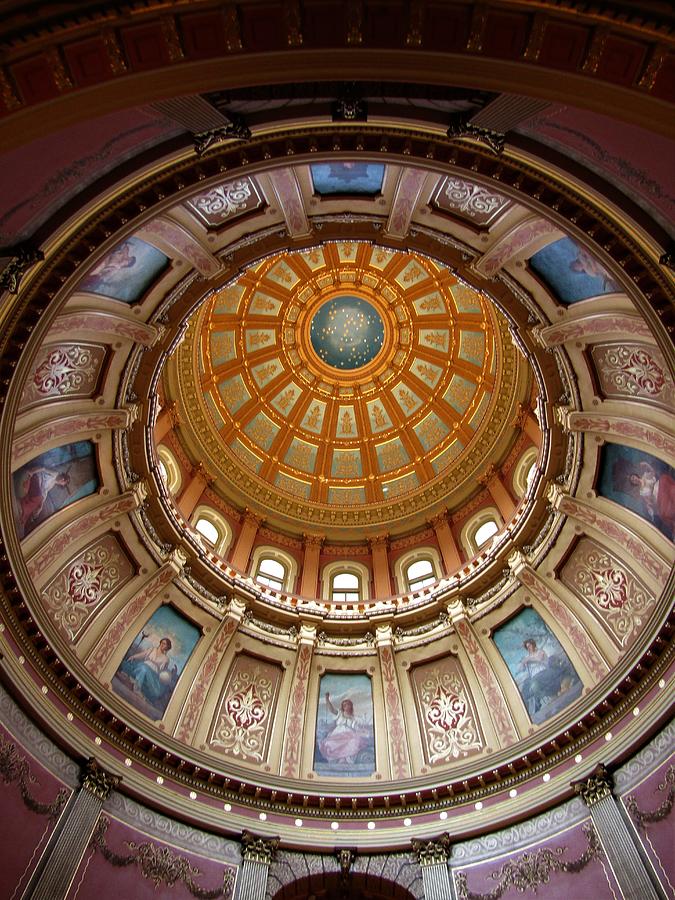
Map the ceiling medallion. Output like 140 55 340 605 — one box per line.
308 295 386 372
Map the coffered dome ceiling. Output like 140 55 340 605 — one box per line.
168 243 528 535
0 3 672 855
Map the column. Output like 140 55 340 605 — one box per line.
430 511 462 575
478 464 515 522
176 462 212 519
574 764 660 900
300 534 323 598
280 623 317 778
514 402 542 447
369 534 392 598
239 831 279 900
24 759 119 900
375 624 412 779
411 834 455 900
230 509 263 572
154 401 178 442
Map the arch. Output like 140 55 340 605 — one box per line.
156 445 182 495
394 547 442 594
460 507 503 557
271 870 420 900
249 545 298 594
512 447 540 499
190 505 232 556
321 560 371 603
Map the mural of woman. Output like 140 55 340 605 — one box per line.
319 693 370 765
119 636 177 702
628 462 675 539
18 467 71 536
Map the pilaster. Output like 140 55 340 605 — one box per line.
375 624 412 779
231 509 263 573
411 833 455 900
300 533 323 598
369 534 392 598
23 759 119 900
574 765 661 900
239 830 279 900
430 511 462 575
280 623 317 778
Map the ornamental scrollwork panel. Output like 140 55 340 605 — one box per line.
0 732 69 820
625 765 675 830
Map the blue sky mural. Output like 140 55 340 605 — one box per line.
12 441 98 539
311 162 385 195
112 605 200 720
78 236 168 303
598 443 675 542
314 672 375 777
529 236 619 303
493 607 582 725
310 295 384 369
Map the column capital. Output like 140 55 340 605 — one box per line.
298 621 318 645
512 402 530 429
193 461 214 484
375 622 394 646
225 595 247 620
478 463 497 486
241 830 279 865
303 532 324 548
242 507 265 528
428 509 449 529
80 757 120 801
368 532 390 549
574 763 614 807
411 832 451 866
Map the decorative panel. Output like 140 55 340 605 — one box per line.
184 176 264 228
41 533 135 641
430 175 511 227
411 657 483 766
560 537 655 648
19 342 108 409
590 342 674 410
209 654 282 764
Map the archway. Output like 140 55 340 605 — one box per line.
271 871 419 900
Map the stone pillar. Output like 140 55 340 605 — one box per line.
370 534 392 598
231 509 263 573
412 833 455 900
375 624 412 779
300 534 323 598
574 764 660 900
24 759 119 900
176 462 212 519
280 623 317 778
155 401 178 442
430 511 462 575
478 464 515 522
239 830 279 900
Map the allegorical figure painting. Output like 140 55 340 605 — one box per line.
314 672 375 777
78 236 168 303
310 162 385 196
493 607 583 725
112 605 200 720
529 236 619 303
12 441 98 539
598 443 675 542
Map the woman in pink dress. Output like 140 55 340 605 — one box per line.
319 693 370 764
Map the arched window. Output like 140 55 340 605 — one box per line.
321 561 371 603
157 445 182 495
331 571 361 602
474 520 499 547
512 447 539 498
195 517 219 545
406 558 436 591
255 557 286 590
460 507 503 557
249 546 298 593
190 505 232 556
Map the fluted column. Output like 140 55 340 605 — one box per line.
239 831 279 900
300 534 323 598
478 464 515 522
154 400 179 442
412 834 455 900
375 624 412 779
369 534 392 598
231 509 263 572
24 759 119 900
280 623 317 778
430 511 462 575
176 461 212 519
574 765 660 900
